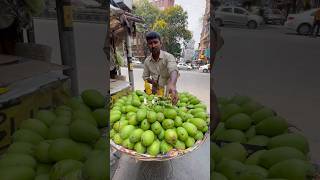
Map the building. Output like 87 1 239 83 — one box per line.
181 40 195 63
150 0 175 10
311 0 320 7
131 0 175 61
198 0 210 64
131 32 148 61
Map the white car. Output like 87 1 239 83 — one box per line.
199 64 210 73
177 63 192 70
214 6 264 29
131 58 142 65
284 8 320 35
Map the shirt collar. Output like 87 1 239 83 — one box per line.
151 50 164 62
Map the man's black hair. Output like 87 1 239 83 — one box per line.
146 31 161 41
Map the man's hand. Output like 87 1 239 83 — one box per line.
167 70 179 105
167 82 178 105
147 78 159 94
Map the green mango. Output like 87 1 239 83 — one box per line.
129 129 144 143
141 130 155 147
134 142 146 154
147 140 160 156
141 119 150 131
160 140 173 154
151 121 162 135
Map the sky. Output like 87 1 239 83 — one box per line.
175 0 206 49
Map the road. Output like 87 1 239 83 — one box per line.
120 67 210 108
214 25 320 162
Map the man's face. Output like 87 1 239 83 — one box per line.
147 38 161 55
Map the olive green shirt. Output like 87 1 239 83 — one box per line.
142 50 179 87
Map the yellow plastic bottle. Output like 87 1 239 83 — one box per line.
144 80 152 95
157 87 164 97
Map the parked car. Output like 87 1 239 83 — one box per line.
131 58 142 65
284 8 320 35
199 64 210 73
177 63 192 70
191 63 198 69
263 8 286 25
214 6 264 29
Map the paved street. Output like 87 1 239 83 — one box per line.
214 25 320 162
120 67 210 108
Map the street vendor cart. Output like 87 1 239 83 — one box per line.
109 6 210 180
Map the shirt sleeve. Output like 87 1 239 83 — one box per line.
166 54 179 74
142 60 150 81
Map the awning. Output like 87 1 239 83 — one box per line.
110 5 144 46
110 5 144 32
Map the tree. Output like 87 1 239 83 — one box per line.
155 5 192 57
134 1 192 57
134 0 160 31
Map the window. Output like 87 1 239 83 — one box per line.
221 8 232 13
234 8 246 14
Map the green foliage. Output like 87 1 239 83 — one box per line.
134 0 192 57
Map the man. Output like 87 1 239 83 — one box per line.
310 8 320 37
210 19 224 134
142 31 179 105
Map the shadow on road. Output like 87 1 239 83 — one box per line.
285 32 320 38
221 25 284 31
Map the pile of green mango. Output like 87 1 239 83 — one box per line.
0 89 108 180
211 142 316 180
213 95 296 147
110 90 209 156
211 95 316 179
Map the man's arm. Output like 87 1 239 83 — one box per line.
166 54 179 104
168 70 178 88
142 60 151 82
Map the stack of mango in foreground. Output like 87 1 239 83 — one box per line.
211 95 316 180
110 90 209 156
0 89 108 180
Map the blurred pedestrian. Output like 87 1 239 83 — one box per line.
310 8 320 37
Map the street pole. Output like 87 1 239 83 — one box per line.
125 27 135 91
26 20 36 43
56 0 79 96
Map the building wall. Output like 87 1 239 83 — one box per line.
199 0 210 63
131 0 175 59
311 0 320 7
132 32 147 60
150 0 175 9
